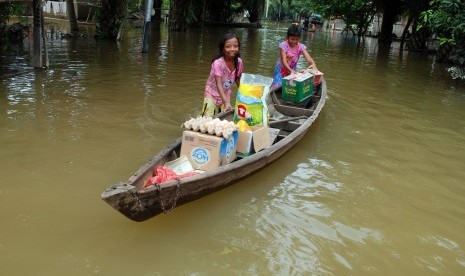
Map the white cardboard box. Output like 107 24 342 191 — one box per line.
236 125 279 157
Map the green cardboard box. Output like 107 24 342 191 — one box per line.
282 72 314 103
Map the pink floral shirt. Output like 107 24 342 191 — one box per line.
204 57 243 106
277 40 306 76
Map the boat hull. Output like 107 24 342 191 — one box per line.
102 80 327 221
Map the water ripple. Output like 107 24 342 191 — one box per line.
252 158 348 274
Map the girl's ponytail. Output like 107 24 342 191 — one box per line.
234 56 239 81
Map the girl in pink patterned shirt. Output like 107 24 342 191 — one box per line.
271 25 318 89
201 33 243 117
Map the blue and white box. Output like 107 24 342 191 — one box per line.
180 130 238 171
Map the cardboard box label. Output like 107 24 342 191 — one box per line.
191 147 211 166
180 130 238 171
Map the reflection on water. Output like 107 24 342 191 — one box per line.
255 159 344 275
1 21 465 275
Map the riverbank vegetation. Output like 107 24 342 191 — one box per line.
0 0 463 80
419 0 465 79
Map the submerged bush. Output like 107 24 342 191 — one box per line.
447 49 465 80
420 0 465 80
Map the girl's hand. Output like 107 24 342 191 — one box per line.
307 64 318 71
224 102 232 111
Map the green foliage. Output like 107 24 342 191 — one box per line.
162 0 170 10
0 3 11 31
231 1 243 11
310 0 376 34
126 0 142 12
419 0 465 79
0 3 28 41
10 4 27 24
0 3 28 26
266 0 301 20
95 0 127 38
419 0 465 46
289 0 315 16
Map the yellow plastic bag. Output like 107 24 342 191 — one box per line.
233 74 273 126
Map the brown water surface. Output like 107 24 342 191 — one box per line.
1 21 465 275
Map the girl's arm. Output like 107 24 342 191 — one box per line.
280 48 296 75
302 49 318 70
215 75 232 110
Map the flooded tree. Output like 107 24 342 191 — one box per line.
153 0 163 20
0 2 10 34
0 2 29 40
419 0 465 80
66 0 79 32
399 0 429 51
168 0 265 30
96 0 126 38
169 0 197 30
375 0 403 44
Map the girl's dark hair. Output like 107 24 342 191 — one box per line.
287 24 302 38
212 32 241 81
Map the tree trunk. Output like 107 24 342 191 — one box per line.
400 15 413 51
33 0 42 68
0 3 10 32
248 0 264 23
96 0 126 39
378 0 401 44
170 0 263 29
169 0 189 31
407 27 430 51
359 2 376 36
402 0 430 51
153 0 162 20
66 0 79 32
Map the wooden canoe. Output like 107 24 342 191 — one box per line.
101 79 327 222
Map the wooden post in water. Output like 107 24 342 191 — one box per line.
141 0 154 53
32 0 42 68
40 11 49 68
